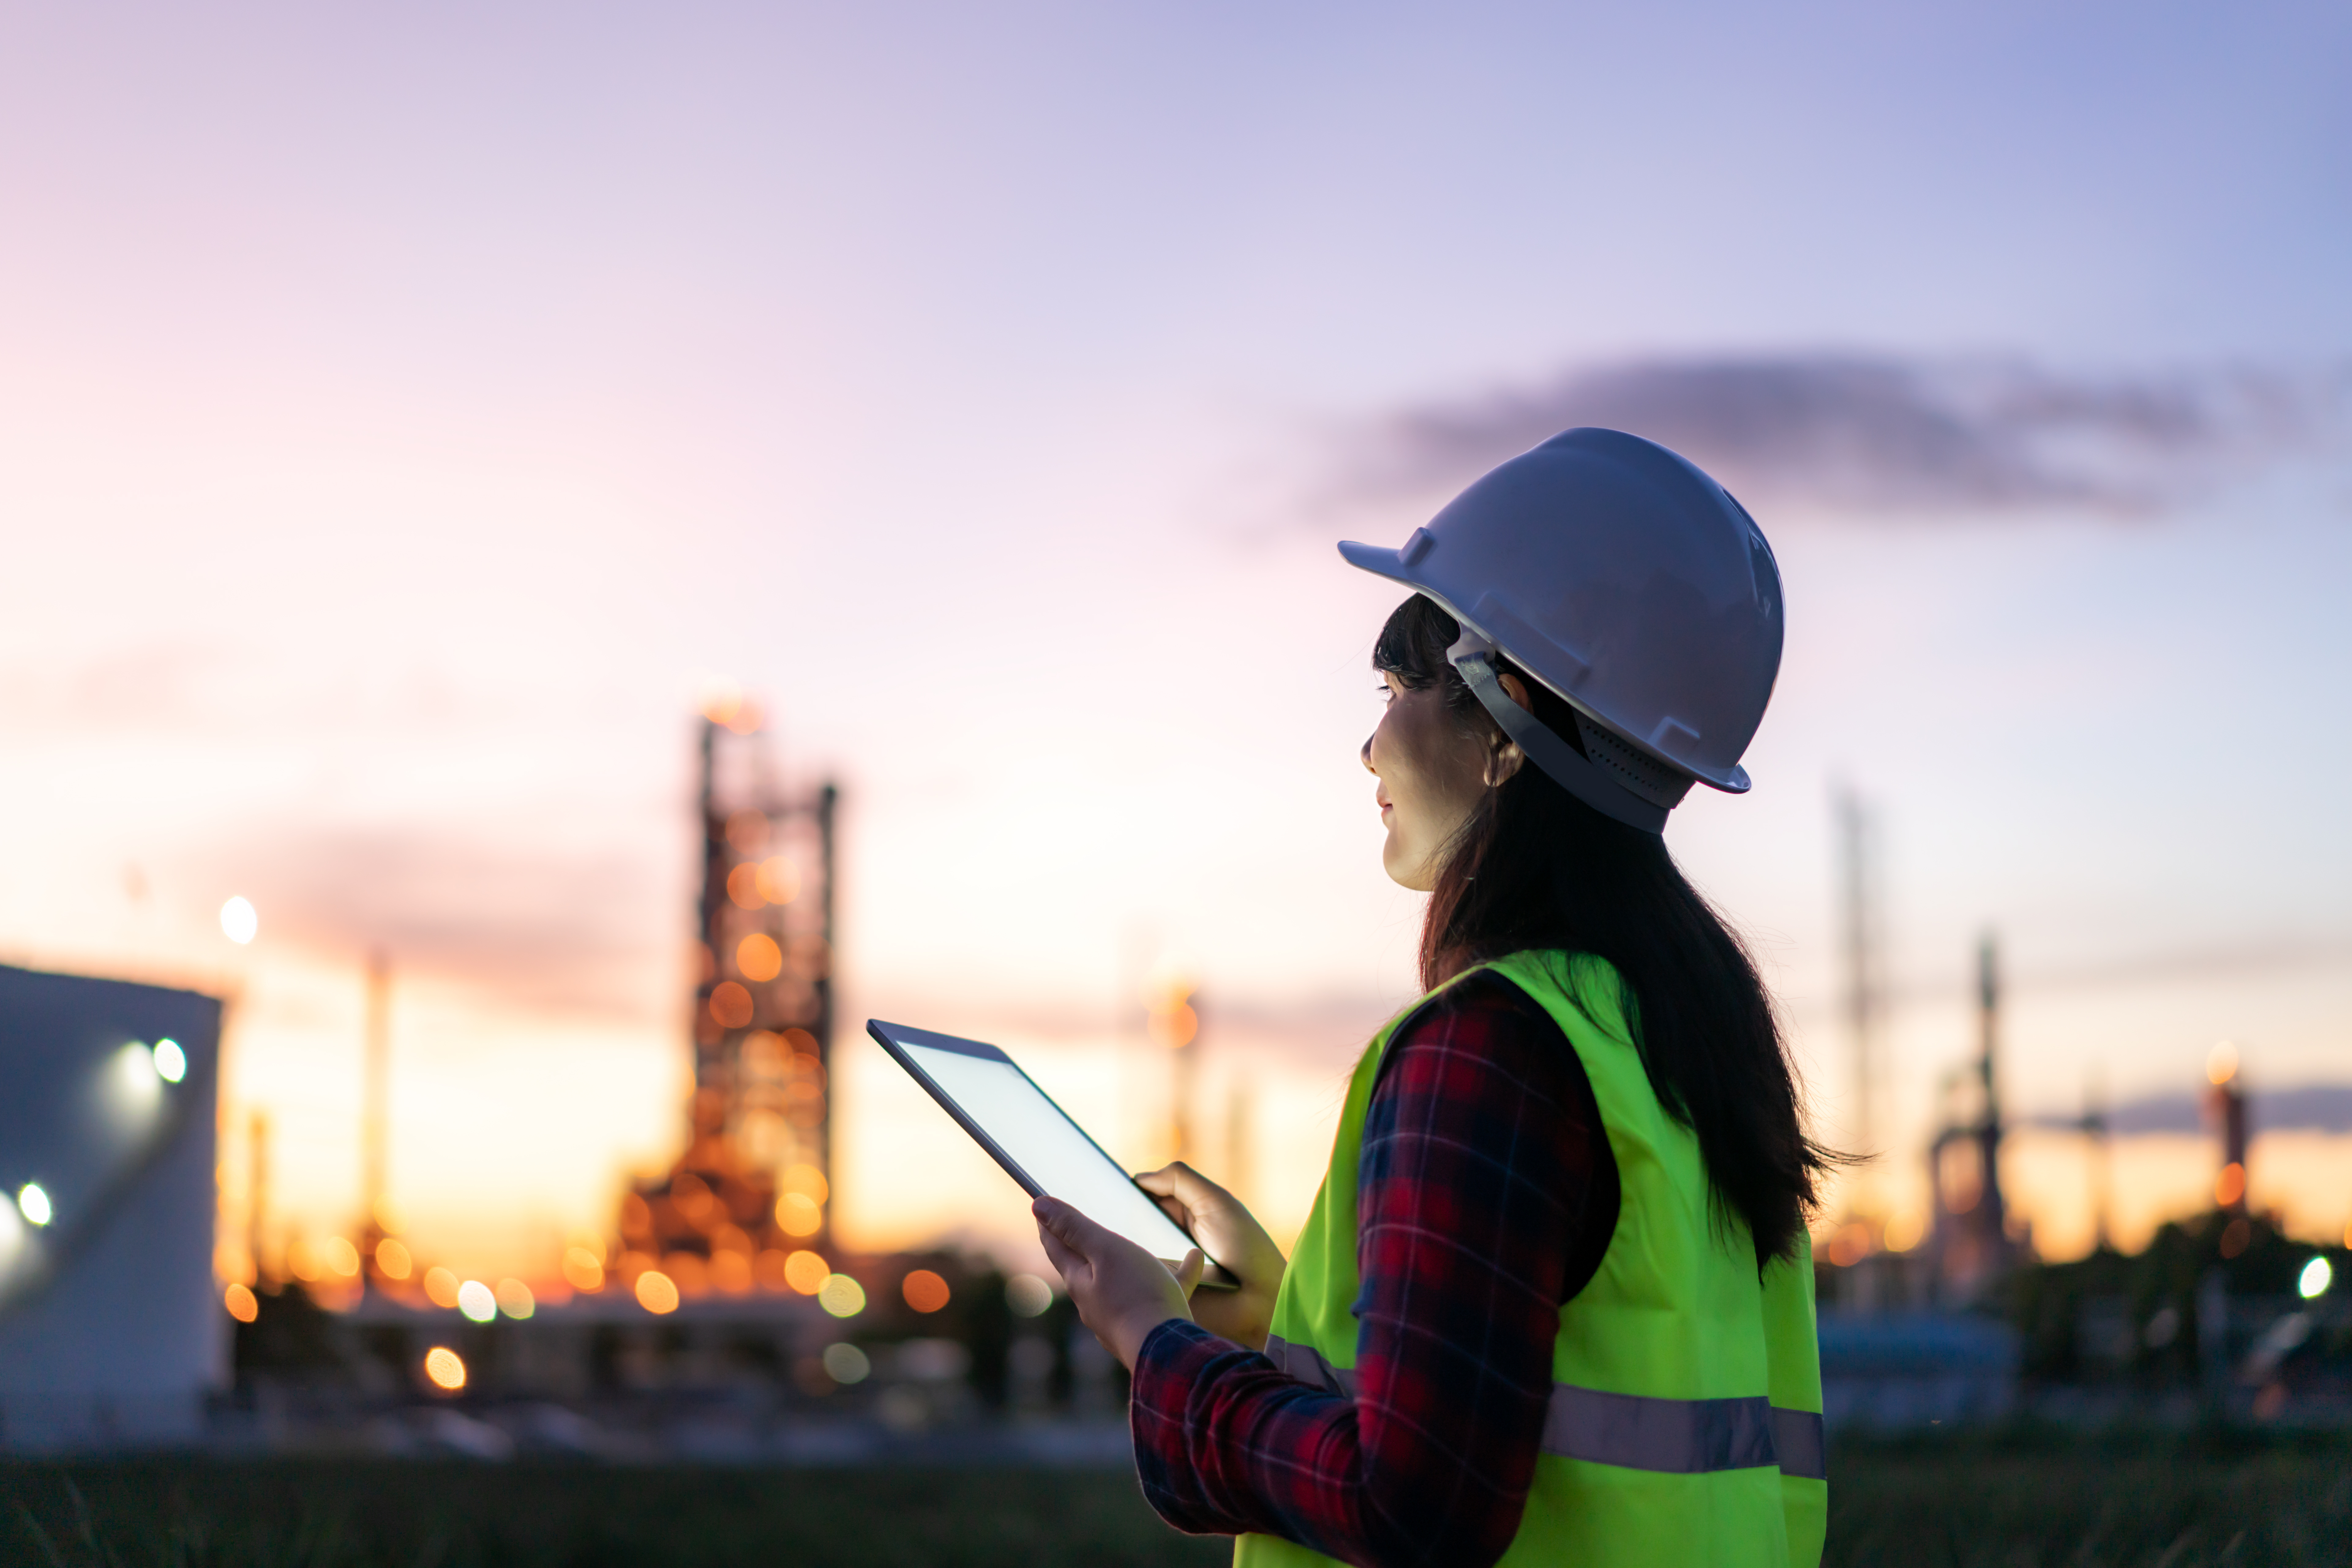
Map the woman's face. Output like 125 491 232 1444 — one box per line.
1364 670 1502 892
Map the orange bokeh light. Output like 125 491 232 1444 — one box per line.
902 1269 951 1313
709 982 754 1030
423 1346 467 1391
375 1238 413 1280
665 1253 710 1297
757 855 799 905
562 1247 605 1292
636 1270 681 1315
423 1266 462 1309
2215 1162 2247 1207
736 934 784 984
782 1162 829 1203
711 1250 754 1295
224 1282 259 1323
777 1191 823 1237
783 1250 831 1295
727 863 766 910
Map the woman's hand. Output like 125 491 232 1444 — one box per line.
1136 1162 1285 1351
1033 1197 1203 1370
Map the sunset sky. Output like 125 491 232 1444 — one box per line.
2 1 2347 1283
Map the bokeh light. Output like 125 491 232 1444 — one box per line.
219 896 258 945
736 933 784 983
776 1191 823 1237
495 1278 536 1319
635 1269 680 1315
902 1269 951 1313
152 1039 186 1082
223 1282 258 1323
375 1238 413 1280
2215 1163 2247 1208
423 1347 467 1392
822 1343 871 1384
2206 1041 2239 1085
782 1162 829 1204
783 1250 831 1294
457 1279 497 1322
726 863 767 910
562 1247 604 1292
818 1274 866 1318
708 982 753 1030
17 1184 52 1227
422 1266 461 1308
710 1250 754 1295
756 855 799 905
2300 1257 2333 1299
325 1236 361 1277
1006 1274 1054 1318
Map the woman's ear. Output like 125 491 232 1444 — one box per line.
1485 671 1532 786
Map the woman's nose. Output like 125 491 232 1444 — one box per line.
1360 733 1376 774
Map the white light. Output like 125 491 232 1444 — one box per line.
219 896 258 944
2299 1256 2333 1300
152 1039 186 1083
18 1184 52 1227
456 1279 497 1322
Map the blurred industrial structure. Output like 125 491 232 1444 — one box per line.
610 707 840 1301
0 966 224 1448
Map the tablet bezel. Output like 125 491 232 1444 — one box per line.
866 1018 1237 1289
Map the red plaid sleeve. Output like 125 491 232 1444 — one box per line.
1129 972 1618 1568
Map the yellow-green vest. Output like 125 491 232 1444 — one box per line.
1234 950 1826 1568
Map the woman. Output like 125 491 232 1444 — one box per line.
1035 427 1833 1568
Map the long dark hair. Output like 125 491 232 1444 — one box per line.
1375 593 1832 1266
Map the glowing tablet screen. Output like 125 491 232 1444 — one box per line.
868 1020 1220 1276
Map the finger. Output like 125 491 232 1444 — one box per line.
1036 1221 1084 1283
1134 1164 1186 1196
1172 1248 1205 1299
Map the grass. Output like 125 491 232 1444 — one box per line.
4 1432 2347 1567
1822 1430 2352 1568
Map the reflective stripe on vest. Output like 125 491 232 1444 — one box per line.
1262 1333 1828 1482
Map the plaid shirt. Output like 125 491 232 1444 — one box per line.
1130 970 1619 1568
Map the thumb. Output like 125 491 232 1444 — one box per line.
1172 1248 1205 1299
1032 1195 1075 1238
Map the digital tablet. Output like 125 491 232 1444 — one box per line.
867 1019 1237 1289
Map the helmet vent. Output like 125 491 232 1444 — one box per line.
1572 715 1696 811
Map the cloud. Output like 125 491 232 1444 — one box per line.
2025 1083 2352 1137
1323 354 2349 518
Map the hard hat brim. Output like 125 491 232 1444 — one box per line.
1337 538 1417 584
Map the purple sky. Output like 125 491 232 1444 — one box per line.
2 1 2347 1275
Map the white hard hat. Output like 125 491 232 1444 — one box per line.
1340 427 1784 834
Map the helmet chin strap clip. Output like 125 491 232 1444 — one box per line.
1446 629 1670 835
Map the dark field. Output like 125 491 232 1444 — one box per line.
5 1433 2347 1568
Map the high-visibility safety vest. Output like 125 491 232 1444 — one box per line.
1232 950 1826 1568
